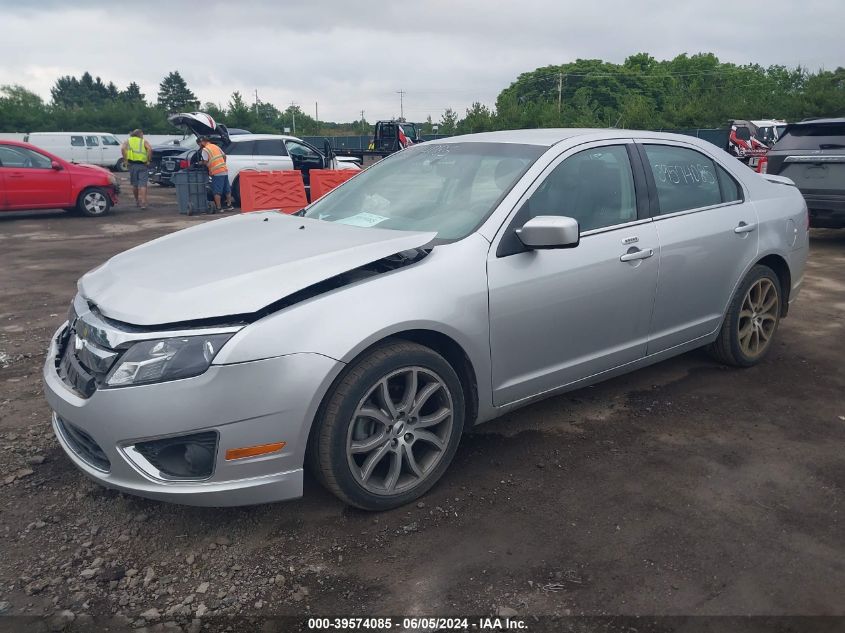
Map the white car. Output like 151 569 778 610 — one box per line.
166 112 359 201
24 132 125 171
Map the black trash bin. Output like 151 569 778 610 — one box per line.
172 168 210 215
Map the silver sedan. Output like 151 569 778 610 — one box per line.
44 129 809 510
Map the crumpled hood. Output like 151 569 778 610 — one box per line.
79 213 435 326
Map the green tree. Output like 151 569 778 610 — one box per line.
457 102 494 133
120 82 145 104
439 108 458 134
0 85 48 131
157 71 198 113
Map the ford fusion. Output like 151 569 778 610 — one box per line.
44 130 809 510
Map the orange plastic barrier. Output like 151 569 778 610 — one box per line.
239 171 308 214
309 169 359 201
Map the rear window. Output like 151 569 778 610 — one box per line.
775 122 845 150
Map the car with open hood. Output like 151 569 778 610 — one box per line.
159 112 359 201
44 129 808 510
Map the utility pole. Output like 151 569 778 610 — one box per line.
396 89 405 121
361 110 366 132
254 89 259 107
315 102 318 124
558 72 563 114
289 101 297 135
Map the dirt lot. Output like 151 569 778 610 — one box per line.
0 177 843 631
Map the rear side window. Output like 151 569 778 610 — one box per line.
85 135 99 147
253 139 287 156
716 164 742 203
775 122 845 150
71 136 85 147
225 140 254 155
643 145 722 215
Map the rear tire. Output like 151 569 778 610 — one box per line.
232 177 241 207
308 341 465 511
112 159 127 172
709 265 781 367
76 188 112 217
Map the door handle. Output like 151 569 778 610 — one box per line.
256 162 269 166
734 222 757 234
620 247 654 262
8 174 24 178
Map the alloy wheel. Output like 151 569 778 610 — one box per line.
83 191 108 215
738 278 779 357
346 366 454 496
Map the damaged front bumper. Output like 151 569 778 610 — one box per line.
43 319 343 507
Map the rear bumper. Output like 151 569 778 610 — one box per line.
803 193 845 228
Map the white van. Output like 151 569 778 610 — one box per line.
23 132 125 171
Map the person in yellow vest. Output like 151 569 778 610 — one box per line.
197 137 234 212
121 129 152 209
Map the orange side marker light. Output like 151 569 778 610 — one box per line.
225 442 286 461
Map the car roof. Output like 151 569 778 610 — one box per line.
794 117 845 125
0 140 40 148
26 131 116 135
432 128 721 147
230 133 301 142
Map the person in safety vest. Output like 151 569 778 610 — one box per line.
121 129 152 209
197 137 234 212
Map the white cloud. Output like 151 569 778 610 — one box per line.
0 0 840 123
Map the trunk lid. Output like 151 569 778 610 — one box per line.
167 112 231 146
78 213 435 326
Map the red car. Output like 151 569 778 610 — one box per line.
0 140 119 217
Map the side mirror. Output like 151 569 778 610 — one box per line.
51 160 63 170
516 215 580 249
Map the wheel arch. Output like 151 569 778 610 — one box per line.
755 253 792 317
307 329 480 455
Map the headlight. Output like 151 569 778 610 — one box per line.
105 334 233 387
109 174 118 186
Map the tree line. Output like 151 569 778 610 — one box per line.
0 70 368 136
448 53 845 134
1 54 843 138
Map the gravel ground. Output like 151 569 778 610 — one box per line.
0 177 843 631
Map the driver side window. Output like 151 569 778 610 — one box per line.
526 145 637 233
285 140 320 160
0 146 52 169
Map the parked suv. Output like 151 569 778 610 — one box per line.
162 112 359 202
0 140 119 216
765 117 845 228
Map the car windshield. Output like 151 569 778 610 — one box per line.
303 142 544 241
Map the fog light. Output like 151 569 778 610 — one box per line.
131 431 217 480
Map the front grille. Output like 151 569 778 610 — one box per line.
55 320 121 399
57 417 111 472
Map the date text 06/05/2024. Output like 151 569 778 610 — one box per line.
307 616 527 630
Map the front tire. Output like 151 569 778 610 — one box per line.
309 341 465 511
76 187 112 217
709 265 781 367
